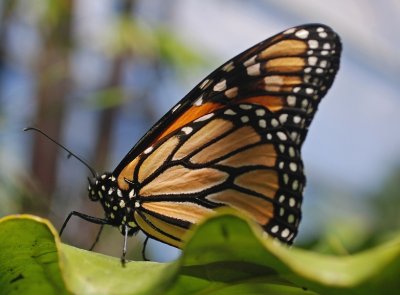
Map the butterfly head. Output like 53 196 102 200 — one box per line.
87 173 136 227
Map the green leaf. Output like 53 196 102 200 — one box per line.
0 215 69 295
0 213 399 295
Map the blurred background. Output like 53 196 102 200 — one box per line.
1 0 399 261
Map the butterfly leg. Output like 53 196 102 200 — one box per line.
121 225 129 267
89 224 104 251
59 211 110 236
142 236 150 261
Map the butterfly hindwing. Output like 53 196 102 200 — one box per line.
117 103 304 246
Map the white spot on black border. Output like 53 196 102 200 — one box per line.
194 113 214 122
295 29 309 39
172 103 181 113
144 146 153 154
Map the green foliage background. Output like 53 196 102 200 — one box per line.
1 213 399 295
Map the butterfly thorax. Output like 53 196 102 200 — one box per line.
88 172 138 235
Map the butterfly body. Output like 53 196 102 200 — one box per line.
84 24 341 250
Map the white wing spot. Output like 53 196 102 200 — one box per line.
290 131 298 141
288 214 295 223
241 116 249 123
222 61 234 72
172 103 181 113
287 95 296 106
255 109 265 116
119 200 126 208
293 116 301 124
277 131 287 141
323 43 331 50
308 56 318 66
279 195 285 203
194 113 214 122
283 28 296 34
199 79 211 89
144 146 153 154
320 60 328 68
281 228 290 238
321 50 329 56
319 32 328 38
292 180 299 190
246 63 261 76
271 225 279 233
279 114 288 123
224 109 236 115
306 88 314 94
295 29 309 39
182 127 193 135
243 55 257 67
271 118 279 127
259 119 266 128
293 87 301 93
316 27 325 32
316 68 323 74
289 198 296 207
117 189 123 198
239 104 252 110
194 95 203 106
304 67 312 73
289 162 298 172
129 189 135 199
278 161 284 169
308 40 319 49
213 79 227 92
266 133 272 140
279 144 285 153
283 174 289 184
288 147 295 157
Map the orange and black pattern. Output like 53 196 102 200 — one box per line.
88 24 342 248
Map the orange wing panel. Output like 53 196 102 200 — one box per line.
239 96 284 112
155 102 224 142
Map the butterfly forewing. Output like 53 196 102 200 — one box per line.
111 24 341 247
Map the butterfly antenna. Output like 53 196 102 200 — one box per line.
24 127 97 178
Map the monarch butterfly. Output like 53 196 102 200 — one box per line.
43 24 342 263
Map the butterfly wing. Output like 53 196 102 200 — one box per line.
113 24 341 247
